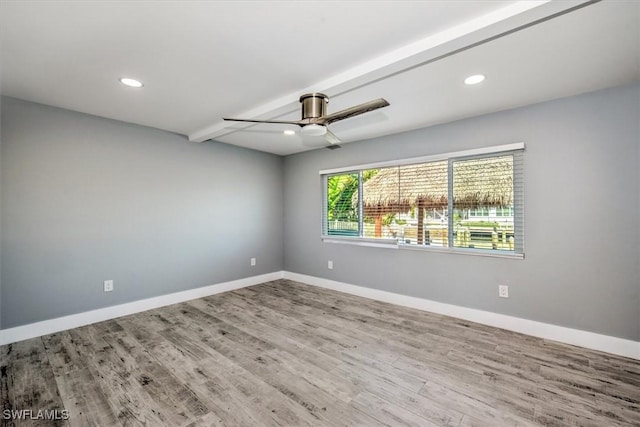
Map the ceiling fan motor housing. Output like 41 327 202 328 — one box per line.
300 93 328 120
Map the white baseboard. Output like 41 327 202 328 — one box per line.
0 271 285 346
2 270 637 360
283 272 640 360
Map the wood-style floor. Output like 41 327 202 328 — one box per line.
1 279 639 426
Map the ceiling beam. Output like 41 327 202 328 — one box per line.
189 0 598 143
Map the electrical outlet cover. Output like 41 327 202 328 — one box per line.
499 285 509 298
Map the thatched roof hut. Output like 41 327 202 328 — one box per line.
359 156 513 241
451 156 514 209
360 161 448 217
361 156 513 216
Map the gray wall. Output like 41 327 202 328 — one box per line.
1 97 284 328
284 83 640 341
2 83 638 341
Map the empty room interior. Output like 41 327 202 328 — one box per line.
1 1 639 426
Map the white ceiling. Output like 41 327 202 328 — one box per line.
1 1 638 156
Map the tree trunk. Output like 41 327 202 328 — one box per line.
375 215 383 238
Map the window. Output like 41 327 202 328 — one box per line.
321 143 524 257
327 173 359 236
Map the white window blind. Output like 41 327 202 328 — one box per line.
321 145 524 256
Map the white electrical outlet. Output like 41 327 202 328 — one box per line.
250 257 256 266
499 285 509 298
328 260 333 270
104 280 114 292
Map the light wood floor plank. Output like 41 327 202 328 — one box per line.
1 339 69 427
351 391 440 427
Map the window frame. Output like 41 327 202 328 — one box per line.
320 143 525 259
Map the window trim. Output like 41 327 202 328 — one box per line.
318 142 524 175
320 142 525 260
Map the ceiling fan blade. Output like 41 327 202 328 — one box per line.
223 126 287 135
223 117 302 125
324 129 342 146
318 98 390 125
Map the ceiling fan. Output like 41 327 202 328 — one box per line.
223 93 390 148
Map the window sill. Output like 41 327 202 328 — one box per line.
321 236 524 259
321 236 398 249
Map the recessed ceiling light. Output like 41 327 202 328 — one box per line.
283 129 296 136
464 74 485 85
119 77 144 88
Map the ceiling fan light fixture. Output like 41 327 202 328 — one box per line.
464 74 485 85
301 123 327 136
